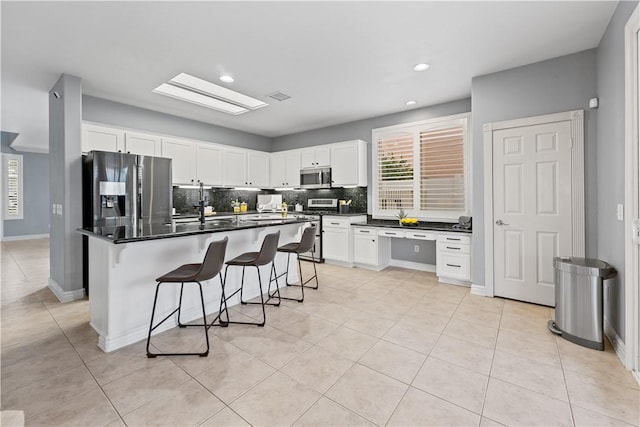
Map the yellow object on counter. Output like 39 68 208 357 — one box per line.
400 218 419 225
233 206 240 213
282 202 288 217
240 202 247 212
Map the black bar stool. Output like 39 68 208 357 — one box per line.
146 237 228 358
218 231 281 327
273 226 319 302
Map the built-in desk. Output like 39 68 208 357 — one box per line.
351 222 471 285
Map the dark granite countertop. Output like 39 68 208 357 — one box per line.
355 219 472 234
78 217 310 244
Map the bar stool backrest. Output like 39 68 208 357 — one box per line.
197 237 228 280
297 226 317 254
254 231 280 266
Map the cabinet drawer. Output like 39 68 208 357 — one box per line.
437 242 470 254
437 234 471 245
322 217 351 228
354 227 376 235
405 231 436 241
378 229 405 238
438 252 471 280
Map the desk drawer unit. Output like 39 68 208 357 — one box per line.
405 231 436 241
437 232 471 283
378 229 405 238
438 251 471 281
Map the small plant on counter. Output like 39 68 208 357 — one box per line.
231 199 241 213
396 209 407 224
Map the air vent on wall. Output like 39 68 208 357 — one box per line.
267 91 291 102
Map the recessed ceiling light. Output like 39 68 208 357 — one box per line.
220 75 234 83
413 63 430 72
406 100 417 106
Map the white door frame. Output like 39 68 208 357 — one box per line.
483 110 586 298
624 2 640 375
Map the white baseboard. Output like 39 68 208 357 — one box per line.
47 278 85 303
604 316 627 368
324 260 355 268
2 233 49 242
388 259 436 273
471 283 493 297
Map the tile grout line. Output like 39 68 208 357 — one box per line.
477 298 503 424
40 299 126 427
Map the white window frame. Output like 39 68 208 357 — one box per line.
372 112 471 222
3 153 24 220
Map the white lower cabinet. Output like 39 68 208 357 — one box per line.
322 215 367 264
323 227 351 263
353 227 390 268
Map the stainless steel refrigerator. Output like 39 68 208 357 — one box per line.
82 151 173 292
83 151 173 228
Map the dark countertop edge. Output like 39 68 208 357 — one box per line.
174 211 369 218
77 219 310 244
354 222 472 234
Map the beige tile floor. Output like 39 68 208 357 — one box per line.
1 238 639 426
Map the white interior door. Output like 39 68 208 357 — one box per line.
493 121 573 306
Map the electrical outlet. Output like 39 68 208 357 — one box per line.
414 245 420 253
617 204 624 221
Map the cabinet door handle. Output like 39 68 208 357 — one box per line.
446 246 461 250
414 234 425 237
360 230 370 233
446 237 461 241
446 263 461 268
330 222 340 225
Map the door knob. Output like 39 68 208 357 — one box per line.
495 219 509 226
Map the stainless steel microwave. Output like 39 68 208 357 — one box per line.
300 167 332 189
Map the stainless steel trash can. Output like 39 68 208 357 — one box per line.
548 257 616 350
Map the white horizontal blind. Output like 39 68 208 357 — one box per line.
376 132 414 211
419 126 465 211
4 154 23 220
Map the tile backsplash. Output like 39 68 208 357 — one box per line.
173 187 367 215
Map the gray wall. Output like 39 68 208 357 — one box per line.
83 96 272 151
596 1 638 340
273 98 471 263
49 74 84 295
1 132 50 237
471 50 598 288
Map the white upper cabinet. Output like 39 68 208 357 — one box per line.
247 151 270 188
330 140 367 187
222 148 247 187
285 150 301 187
161 138 194 185
270 153 287 188
195 144 223 186
300 146 331 168
124 132 161 156
270 150 300 188
82 124 124 153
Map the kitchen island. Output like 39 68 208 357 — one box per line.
80 217 310 352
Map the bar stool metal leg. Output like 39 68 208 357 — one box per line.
146 281 210 358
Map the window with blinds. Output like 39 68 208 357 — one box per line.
376 132 414 211
372 114 469 221
419 126 465 211
4 154 23 220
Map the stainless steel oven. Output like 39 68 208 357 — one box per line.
296 198 338 262
300 167 331 189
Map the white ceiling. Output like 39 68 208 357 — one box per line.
1 1 617 152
